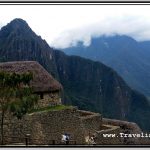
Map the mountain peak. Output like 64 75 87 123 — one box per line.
0 18 32 38
9 18 29 27
3 18 29 30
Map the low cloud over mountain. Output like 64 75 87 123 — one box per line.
52 16 150 49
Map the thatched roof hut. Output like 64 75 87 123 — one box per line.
0 61 62 93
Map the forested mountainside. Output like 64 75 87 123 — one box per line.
63 35 150 97
54 50 150 131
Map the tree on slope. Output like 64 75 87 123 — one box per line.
0 72 38 145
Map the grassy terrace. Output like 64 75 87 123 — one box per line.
28 105 73 114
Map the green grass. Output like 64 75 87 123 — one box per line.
28 105 73 114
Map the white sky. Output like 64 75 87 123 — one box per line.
1 5 150 48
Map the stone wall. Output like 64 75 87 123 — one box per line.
0 107 86 145
28 107 86 145
78 110 102 135
1 114 31 144
102 118 142 144
77 110 123 145
95 124 122 145
36 92 61 108
0 107 146 145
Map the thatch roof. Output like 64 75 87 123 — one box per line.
0 61 62 92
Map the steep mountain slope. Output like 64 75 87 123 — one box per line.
54 50 150 131
0 19 150 131
63 35 150 97
0 18 58 78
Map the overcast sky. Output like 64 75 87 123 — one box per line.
1 5 150 48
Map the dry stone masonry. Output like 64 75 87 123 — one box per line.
0 107 144 145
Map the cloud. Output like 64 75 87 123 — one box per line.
51 15 150 49
0 22 4 30
1 5 150 49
